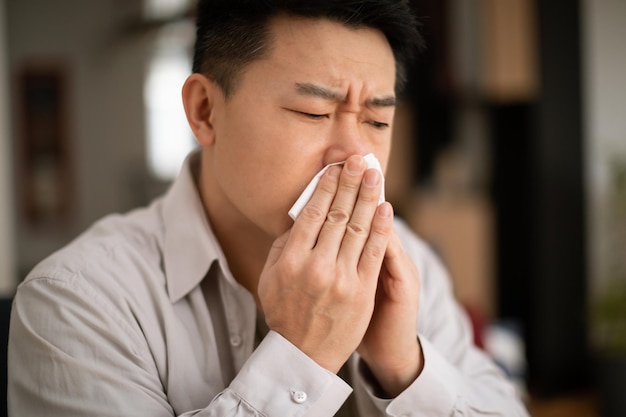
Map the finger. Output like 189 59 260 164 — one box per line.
358 202 393 282
289 165 342 250
338 168 384 263
383 227 407 275
315 155 366 254
380 228 421 303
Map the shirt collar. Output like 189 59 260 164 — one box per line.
162 150 236 303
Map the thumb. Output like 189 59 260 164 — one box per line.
265 229 291 267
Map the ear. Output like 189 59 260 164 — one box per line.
182 73 222 146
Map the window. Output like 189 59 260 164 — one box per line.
144 0 195 180
144 0 192 21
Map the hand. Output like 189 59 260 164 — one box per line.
257 155 393 373
357 228 423 397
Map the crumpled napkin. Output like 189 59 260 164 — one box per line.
288 153 385 220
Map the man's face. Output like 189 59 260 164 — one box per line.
203 15 397 239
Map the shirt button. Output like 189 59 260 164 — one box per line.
291 390 307 404
230 334 242 347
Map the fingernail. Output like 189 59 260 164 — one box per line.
326 165 341 180
346 156 364 175
378 202 392 218
364 169 380 187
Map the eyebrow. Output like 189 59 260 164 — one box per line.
294 82 396 108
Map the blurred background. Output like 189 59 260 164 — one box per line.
1 0 625 416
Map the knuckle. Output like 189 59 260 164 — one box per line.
359 191 380 204
305 261 333 292
279 252 300 276
318 177 339 194
331 276 353 299
346 220 368 237
307 259 326 277
371 215 392 236
340 180 361 194
326 207 350 225
301 204 325 223
363 243 384 259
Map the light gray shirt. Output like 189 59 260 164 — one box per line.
8 152 529 416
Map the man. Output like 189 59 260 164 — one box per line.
8 1 530 416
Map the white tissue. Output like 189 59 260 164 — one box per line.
288 153 385 220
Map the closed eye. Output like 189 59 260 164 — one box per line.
368 120 390 130
296 111 328 120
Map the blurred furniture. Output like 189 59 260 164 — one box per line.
407 192 496 321
529 392 599 417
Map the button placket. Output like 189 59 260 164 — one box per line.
219 271 257 373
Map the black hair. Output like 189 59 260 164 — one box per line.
192 0 424 97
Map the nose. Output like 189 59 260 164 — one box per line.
323 116 369 164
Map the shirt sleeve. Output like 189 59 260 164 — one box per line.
8 272 351 417
219 331 352 416
8 273 178 417
347 220 530 417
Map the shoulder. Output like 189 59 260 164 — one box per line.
18 200 168 320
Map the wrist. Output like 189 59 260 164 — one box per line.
361 339 424 398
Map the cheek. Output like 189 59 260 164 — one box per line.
378 147 392 174
215 130 314 224
243 166 310 237
216 103 333 224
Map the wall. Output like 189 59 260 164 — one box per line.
7 0 156 276
0 0 16 295
583 0 626 297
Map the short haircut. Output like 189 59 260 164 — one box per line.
192 0 424 98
